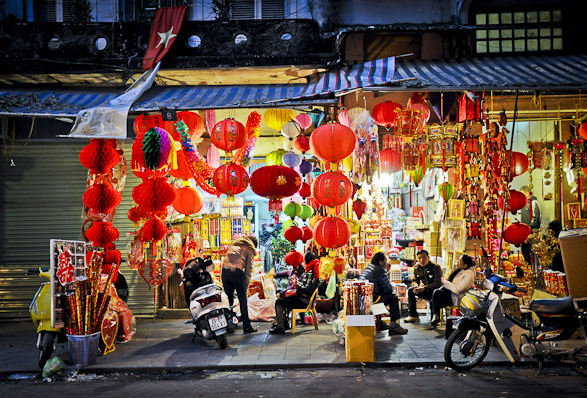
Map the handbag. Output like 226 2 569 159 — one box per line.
315 298 334 313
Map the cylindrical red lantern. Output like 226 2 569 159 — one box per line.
300 226 313 243
213 163 249 197
379 148 402 174
211 118 247 152
250 166 301 212
134 114 164 136
139 217 167 242
284 251 304 267
85 221 119 247
310 123 356 163
298 182 311 198
172 187 204 216
294 135 311 153
132 177 176 213
313 216 351 249
79 139 120 175
352 199 367 220
284 226 303 244
491 151 529 180
82 182 122 214
503 221 532 246
311 171 352 208
372 101 403 128
497 190 528 215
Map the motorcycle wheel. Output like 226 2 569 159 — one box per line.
444 326 492 371
217 334 228 349
39 331 56 369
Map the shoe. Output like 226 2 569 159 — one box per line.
243 326 258 333
427 316 440 330
269 326 285 334
404 316 420 323
379 322 391 331
388 325 409 336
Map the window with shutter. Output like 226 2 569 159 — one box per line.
232 0 256 20
261 0 284 19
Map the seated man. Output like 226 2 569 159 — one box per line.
405 249 442 324
359 252 408 336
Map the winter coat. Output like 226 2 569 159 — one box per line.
358 263 395 298
413 262 442 293
221 237 256 286
442 267 476 306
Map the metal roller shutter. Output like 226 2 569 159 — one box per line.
0 140 154 319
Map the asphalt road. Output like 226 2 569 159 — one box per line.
1 365 586 398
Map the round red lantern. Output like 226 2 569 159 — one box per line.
128 206 146 223
311 171 352 208
250 165 301 212
298 182 311 198
172 187 204 216
310 123 356 163
85 221 119 247
578 123 587 140
211 118 247 152
497 190 528 215
133 114 164 136
83 182 122 214
491 151 529 180
379 148 402 174
79 139 120 175
372 101 403 129
352 199 367 220
285 251 304 267
163 111 205 141
300 227 313 243
139 217 167 242
284 226 303 244
294 135 311 153
132 177 176 213
503 221 532 246
213 163 250 197
313 216 351 249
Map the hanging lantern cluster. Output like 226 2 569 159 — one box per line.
212 162 249 197
250 165 301 212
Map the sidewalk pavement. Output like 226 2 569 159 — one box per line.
0 317 510 375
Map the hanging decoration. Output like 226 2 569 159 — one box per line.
491 150 529 181
284 226 303 244
163 111 205 141
394 108 426 137
372 101 403 129
266 149 287 166
311 171 353 208
79 139 121 175
457 92 484 123
503 221 532 246
139 216 167 242
211 118 247 153
284 251 304 267
85 221 119 247
82 182 122 215
133 114 165 136
172 186 204 216
313 216 351 249
250 165 301 212
212 162 249 197
379 148 402 174
352 199 367 220
310 123 356 164
282 151 302 168
142 127 174 170
351 110 379 184
138 258 173 287
300 226 314 243
283 201 302 219
281 120 302 141
132 177 176 214
294 113 312 130
497 189 527 215
426 123 462 170
438 182 455 203
294 135 311 154
337 109 351 128
265 109 296 131
308 111 325 128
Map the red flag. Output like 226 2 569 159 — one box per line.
143 6 189 70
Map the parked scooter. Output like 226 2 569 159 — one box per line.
181 256 234 349
28 268 65 368
444 247 587 374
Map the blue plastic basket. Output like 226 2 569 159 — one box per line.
67 332 101 366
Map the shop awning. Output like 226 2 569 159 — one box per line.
363 54 587 92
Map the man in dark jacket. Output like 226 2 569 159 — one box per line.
359 252 408 336
404 249 442 324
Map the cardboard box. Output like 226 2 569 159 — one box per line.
345 315 375 362
559 228 587 298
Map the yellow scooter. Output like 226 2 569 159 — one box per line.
29 268 64 368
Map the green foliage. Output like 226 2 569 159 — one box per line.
271 231 291 264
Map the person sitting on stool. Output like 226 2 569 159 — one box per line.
359 252 408 336
427 254 476 330
404 249 442 324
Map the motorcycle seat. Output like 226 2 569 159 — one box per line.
530 296 575 314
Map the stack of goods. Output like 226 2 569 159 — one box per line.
423 230 440 257
343 280 373 315
543 270 569 297
64 254 113 335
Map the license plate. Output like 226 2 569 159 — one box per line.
209 315 228 331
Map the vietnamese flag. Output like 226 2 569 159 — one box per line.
143 6 189 70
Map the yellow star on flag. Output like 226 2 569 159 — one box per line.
156 27 177 49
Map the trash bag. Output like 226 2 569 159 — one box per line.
247 293 276 322
42 356 65 378
326 270 336 299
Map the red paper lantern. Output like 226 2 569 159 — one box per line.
172 187 204 216
310 123 356 163
213 163 250 197
372 101 403 128
132 177 176 213
379 149 402 174
352 199 367 220
102 249 121 268
250 165 302 212
163 111 205 141
82 182 122 214
298 182 311 198
284 226 303 243
139 217 167 242
285 251 304 267
313 216 351 249
211 118 247 152
578 123 587 140
130 132 166 179
503 221 531 246
311 171 352 208
294 135 311 153
79 139 120 175
85 221 119 247
134 114 164 136
128 206 144 223
300 227 313 243
491 151 529 180
497 190 528 215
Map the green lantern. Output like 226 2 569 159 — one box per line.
282 218 298 230
266 149 287 166
298 204 313 220
283 201 302 219
438 182 455 202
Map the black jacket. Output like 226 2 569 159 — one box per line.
413 262 442 293
358 263 395 298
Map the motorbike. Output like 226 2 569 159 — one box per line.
181 256 234 349
444 247 587 374
28 268 65 368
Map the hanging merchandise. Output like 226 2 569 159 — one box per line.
284 226 303 244
372 101 403 129
266 149 287 166
457 92 484 123
379 148 402 174
85 221 120 248
211 118 247 153
503 221 532 246
294 135 311 154
250 165 301 212
282 151 302 168
265 109 296 131
138 258 173 287
313 216 351 250
300 226 314 242
299 159 313 176
283 201 302 219
426 123 462 170
281 120 302 141
298 182 311 198
310 123 356 164
139 216 167 242
163 111 205 141
299 205 313 221
311 171 353 209
142 127 174 170
82 182 122 215
207 144 221 169
294 113 312 130
172 186 204 216
80 139 121 175
212 162 249 197
132 177 176 214
491 150 529 181
352 199 367 220
134 114 165 136
497 189 527 215
284 250 304 267
308 111 326 128
337 109 351 128
351 110 379 184
438 182 455 203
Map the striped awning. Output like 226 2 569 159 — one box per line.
365 54 587 91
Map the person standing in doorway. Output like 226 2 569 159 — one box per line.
404 249 442 324
520 186 541 265
222 235 258 333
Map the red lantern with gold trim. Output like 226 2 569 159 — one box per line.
211 119 247 152
491 151 529 180
497 190 528 215
172 186 204 216
250 165 301 212
284 226 303 244
311 171 352 208
313 216 351 249
372 101 403 129
310 123 356 163
352 199 367 220
379 148 402 174
213 163 249 197
503 221 531 246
